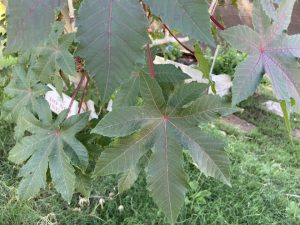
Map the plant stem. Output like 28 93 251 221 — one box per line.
78 74 89 113
146 44 156 79
68 74 85 111
163 24 195 55
208 0 225 30
210 15 225 30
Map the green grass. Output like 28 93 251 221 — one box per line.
0 87 300 224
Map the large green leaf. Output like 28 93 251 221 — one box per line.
93 123 159 176
9 110 89 202
221 0 300 112
93 74 237 223
6 0 65 53
144 0 214 46
93 107 160 137
77 0 149 102
148 124 187 224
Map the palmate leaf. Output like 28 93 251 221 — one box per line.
93 74 237 223
1 65 47 121
9 110 89 202
76 0 149 103
144 0 214 46
6 0 65 53
33 22 76 83
113 64 191 108
221 0 300 112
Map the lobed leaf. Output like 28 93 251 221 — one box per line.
77 0 149 103
114 64 190 108
33 22 76 83
9 112 89 202
144 0 214 46
1 66 47 121
94 74 236 223
222 0 300 111
92 107 160 137
94 123 159 177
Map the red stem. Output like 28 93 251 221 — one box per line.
68 75 85 110
210 15 225 30
163 23 194 54
78 75 89 113
146 44 156 79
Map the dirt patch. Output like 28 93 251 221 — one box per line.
220 115 256 133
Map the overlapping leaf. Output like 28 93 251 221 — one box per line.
6 0 65 53
144 0 214 46
114 64 190 108
222 0 300 111
118 165 140 193
9 110 89 202
93 74 237 223
1 65 47 121
76 0 149 103
33 22 76 83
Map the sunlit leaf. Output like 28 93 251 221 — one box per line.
93 74 237 222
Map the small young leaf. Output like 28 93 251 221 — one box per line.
9 111 89 203
194 44 215 93
33 22 76 83
194 44 210 79
1 66 47 121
